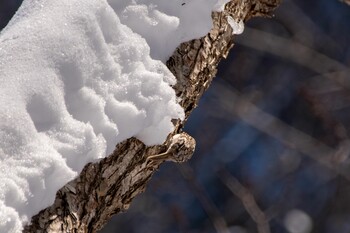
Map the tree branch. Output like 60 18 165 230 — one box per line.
24 0 281 232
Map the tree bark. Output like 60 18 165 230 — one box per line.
23 0 281 232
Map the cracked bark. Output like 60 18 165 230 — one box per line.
23 0 281 232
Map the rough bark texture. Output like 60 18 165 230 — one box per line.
24 0 281 232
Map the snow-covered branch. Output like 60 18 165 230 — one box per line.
0 0 281 232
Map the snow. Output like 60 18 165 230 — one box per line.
0 0 230 232
111 0 231 61
227 16 245 35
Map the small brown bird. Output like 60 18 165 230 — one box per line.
146 132 196 164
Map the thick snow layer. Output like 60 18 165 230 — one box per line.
109 0 231 61
0 0 230 232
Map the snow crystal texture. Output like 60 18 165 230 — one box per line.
0 0 230 231
227 16 245 35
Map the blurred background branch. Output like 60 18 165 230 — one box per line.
340 0 350 6
179 164 230 233
219 169 271 233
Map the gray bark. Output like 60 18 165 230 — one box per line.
23 0 281 232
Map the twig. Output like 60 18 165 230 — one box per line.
178 164 230 233
236 27 350 90
218 169 271 233
210 82 350 180
340 0 350 6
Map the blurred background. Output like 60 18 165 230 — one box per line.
1 0 350 232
